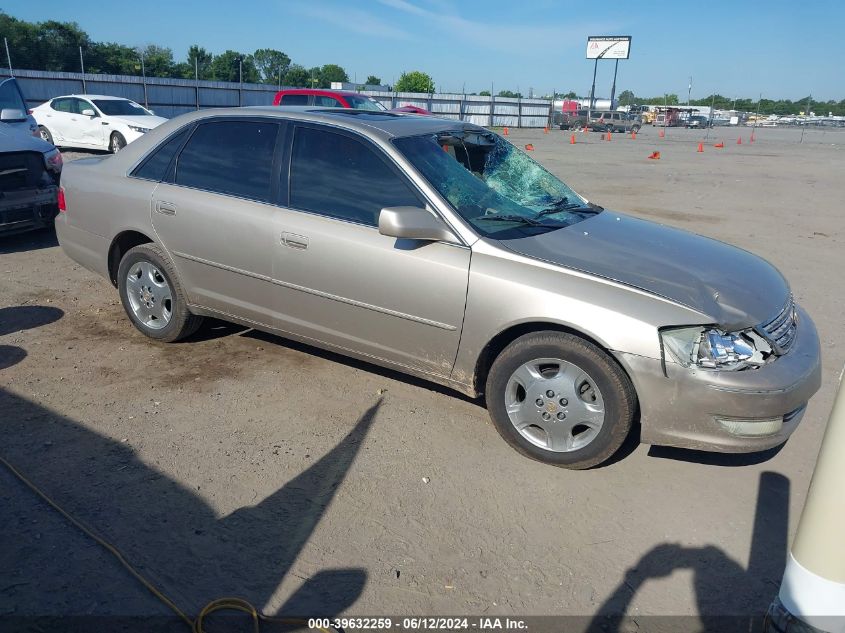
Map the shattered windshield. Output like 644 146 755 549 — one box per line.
393 129 596 237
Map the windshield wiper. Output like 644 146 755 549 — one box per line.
536 198 599 218
472 214 545 226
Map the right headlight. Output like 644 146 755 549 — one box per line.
660 326 771 370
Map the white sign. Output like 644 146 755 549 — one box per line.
586 36 631 60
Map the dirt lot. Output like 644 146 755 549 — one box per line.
1 125 843 627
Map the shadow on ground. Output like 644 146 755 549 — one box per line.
1 308 378 629
0 228 58 255
584 471 789 633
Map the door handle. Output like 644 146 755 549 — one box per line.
156 201 177 216
281 232 308 250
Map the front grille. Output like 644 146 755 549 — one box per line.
0 151 45 192
758 296 797 354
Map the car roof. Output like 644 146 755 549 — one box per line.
274 89 371 98
50 94 132 101
183 106 478 140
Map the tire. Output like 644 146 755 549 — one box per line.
605 124 614 133
38 126 54 145
110 132 127 153
117 243 203 342
631 124 641 133
485 331 636 469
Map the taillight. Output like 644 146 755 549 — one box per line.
58 187 66 212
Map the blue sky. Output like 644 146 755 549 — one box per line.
3 0 843 100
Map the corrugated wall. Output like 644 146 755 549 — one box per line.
2 68 553 127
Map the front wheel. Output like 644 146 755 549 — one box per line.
117 243 203 342
110 132 126 153
485 332 636 469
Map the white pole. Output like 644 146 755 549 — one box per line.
4 37 12 74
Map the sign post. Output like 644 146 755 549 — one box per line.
586 36 631 116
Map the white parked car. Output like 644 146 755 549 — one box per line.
31 95 166 153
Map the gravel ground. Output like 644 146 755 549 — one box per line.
1 125 843 627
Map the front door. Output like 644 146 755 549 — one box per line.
66 98 105 148
272 123 470 377
151 118 283 326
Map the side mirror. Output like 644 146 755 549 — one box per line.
148 109 155 115
0 108 26 122
81 108 96 117
378 207 457 243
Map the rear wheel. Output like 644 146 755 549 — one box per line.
110 132 126 153
117 243 203 342
485 332 636 469
38 126 54 144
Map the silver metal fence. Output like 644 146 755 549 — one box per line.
1 67 554 127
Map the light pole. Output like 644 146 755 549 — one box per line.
4 37 12 74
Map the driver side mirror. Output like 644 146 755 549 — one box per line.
0 108 26 123
378 207 458 243
81 108 97 117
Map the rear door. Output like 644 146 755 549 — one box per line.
271 123 470 376
42 98 76 143
150 118 284 325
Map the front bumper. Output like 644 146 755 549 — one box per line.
0 186 59 235
615 306 822 452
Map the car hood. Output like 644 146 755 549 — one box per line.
109 115 167 129
0 122 53 153
499 211 789 330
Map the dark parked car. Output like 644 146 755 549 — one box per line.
686 115 711 129
0 78 62 235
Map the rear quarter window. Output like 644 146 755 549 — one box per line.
280 94 309 106
131 128 191 181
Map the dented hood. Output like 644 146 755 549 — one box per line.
499 211 789 330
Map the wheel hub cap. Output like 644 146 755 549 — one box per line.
125 261 172 330
504 358 605 453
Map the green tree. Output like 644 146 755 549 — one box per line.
561 91 577 99
617 89 636 106
478 90 491 96
394 71 435 93
87 42 138 75
37 19 91 71
138 44 176 78
180 45 214 80
497 89 522 98
253 48 291 84
283 64 309 87
319 63 348 87
364 75 381 86
210 50 258 82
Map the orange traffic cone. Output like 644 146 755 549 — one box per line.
503 127 509 136
749 132 755 144
606 132 612 141
714 141 724 148
648 151 661 160
583 126 588 133
524 143 534 151
631 131 636 140
659 128 665 138
543 127 549 134
570 134 576 145
737 136 742 145
697 142 704 153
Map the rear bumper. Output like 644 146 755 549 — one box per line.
0 187 58 235
615 306 822 452
55 212 111 279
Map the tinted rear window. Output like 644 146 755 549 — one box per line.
132 128 190 181
280 94 309 106
175 120 278 202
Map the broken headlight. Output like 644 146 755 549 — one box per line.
660 326 771 370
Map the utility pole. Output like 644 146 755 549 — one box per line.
140 51 148 109
194 56 200 110
687 76 692 106
587 57 598 117
609 59 619 109
239 58 243 106
801 93 811 143
79 46 86 94
4 37 12 74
